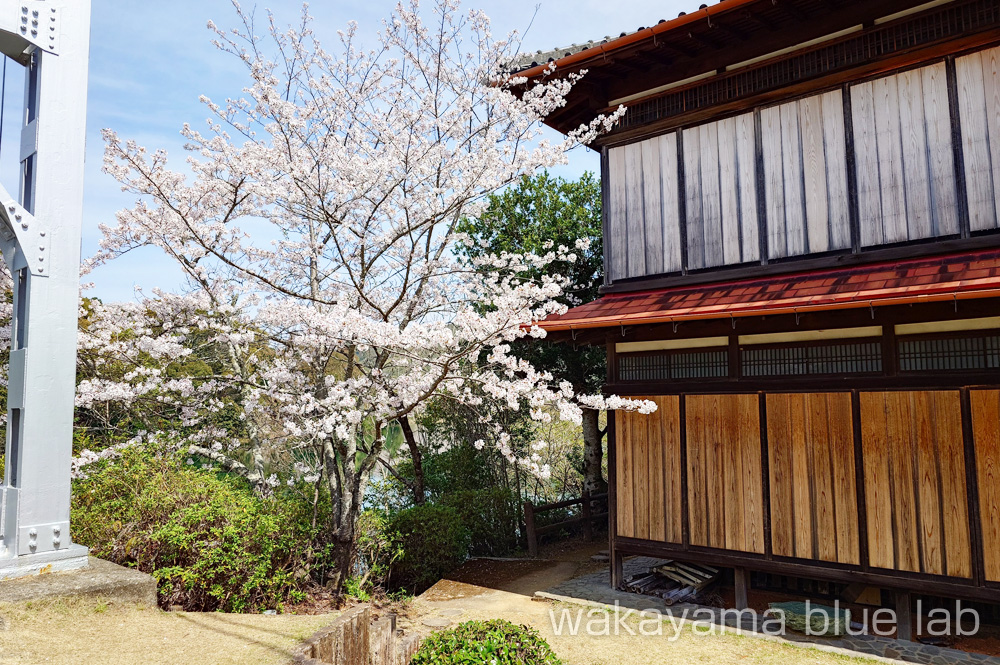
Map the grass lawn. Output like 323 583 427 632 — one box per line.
0 597 337 665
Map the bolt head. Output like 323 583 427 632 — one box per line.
21 223 28 230
31 30 37 37
39 231 45 236
39 245 44 251
37 256 43 262
28 529 36 537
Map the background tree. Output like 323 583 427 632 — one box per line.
459 171 609 493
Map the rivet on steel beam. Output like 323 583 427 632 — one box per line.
31 30 37 37
39 246 45 251
7 205 14 212
38 256 44 262
21 223 28 230
52 526 60 535
29 529 37 537
53 538 61 547
39 231 45 236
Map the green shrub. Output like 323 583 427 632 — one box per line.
72 447 326 612
411 620 562 665
387 504 470 592
348 509 403 599
438 488 519 556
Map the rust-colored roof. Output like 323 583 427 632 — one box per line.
538 250 1000 331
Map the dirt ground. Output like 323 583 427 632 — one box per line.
401 537 876 665
0 597 337 665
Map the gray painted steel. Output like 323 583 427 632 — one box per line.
0 0 91 579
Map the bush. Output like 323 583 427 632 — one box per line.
72 446 327 612
348 509 403 599
438 488 519 556
411 620 562 665
387 504 470 592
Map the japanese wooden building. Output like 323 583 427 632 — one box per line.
518 0 1000 616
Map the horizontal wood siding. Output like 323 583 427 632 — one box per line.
683 114 760 270
859 391 971 578
762 90 851 259
607 134 681 281
615 396 683 543
766 393 860 565
970 389 1000 582
686 394 765 553
956 46 1000 233
851 63 959 247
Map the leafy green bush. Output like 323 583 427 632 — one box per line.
438 488 519 556
411 620 562 665
347 509 403 599
72 447 327 612
387 504 470 592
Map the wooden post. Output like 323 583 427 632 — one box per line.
524 500 538 558
734 567 749 610
582 492 593 541
611 549 624 589
895 591 913 642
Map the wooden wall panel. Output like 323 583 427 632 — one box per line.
859 391 971 578
615 396 683 543
766 393 860 564
761 90 851 259
685 394 765 553
683 113 760 270
606 134 682 281
851 62 959 247
970 390 1000 582
607 147 629 282
956 46 1000 232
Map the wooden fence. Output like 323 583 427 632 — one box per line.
523 492 608 557
292 605 421 665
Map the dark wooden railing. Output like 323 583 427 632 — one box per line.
523 492 608 557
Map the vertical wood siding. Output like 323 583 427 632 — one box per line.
859 391 971 578
615 396 683 543
956 46 1000 232
851 63 959 246
604 47 996 284
607 134 681 281
970 389 1000 581
683 113 760 270
685 394 765 554
766 393 860 564
761 90 851 258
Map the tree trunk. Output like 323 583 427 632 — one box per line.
581 408 607 494
398 415 426 505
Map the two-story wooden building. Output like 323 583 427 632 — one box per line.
518 0 1000 628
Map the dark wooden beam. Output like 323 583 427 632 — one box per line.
616 536 1000 603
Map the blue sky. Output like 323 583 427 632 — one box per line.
47 0 686 301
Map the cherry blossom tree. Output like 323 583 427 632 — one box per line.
91 0 644 589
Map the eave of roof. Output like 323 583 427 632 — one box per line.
512 0 761 80
536 249 1000 332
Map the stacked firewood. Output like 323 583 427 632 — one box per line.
624 561 720 605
